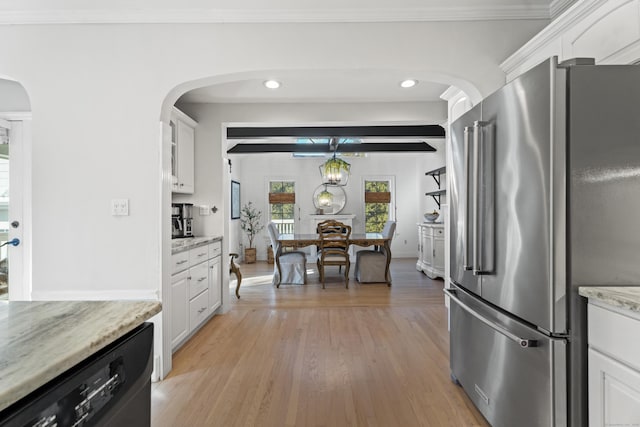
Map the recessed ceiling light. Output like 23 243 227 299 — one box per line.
264 80 281 89
400 79 418 88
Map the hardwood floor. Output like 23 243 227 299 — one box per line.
151 259 488 426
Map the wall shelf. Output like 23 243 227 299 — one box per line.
425 167 446 208
425 189 445 208
425 166 446 187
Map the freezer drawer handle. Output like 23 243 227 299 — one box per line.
444 288 538 348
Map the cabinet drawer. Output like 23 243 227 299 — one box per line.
209 241 222 258
420 226 433 236
588 304 640 372
189 262 209 299
189 289 210 331
189 245 210 267
434 228 444 237
171 251 190 274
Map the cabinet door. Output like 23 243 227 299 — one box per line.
170 119 178 191
589 348 640 427
171 270 189 350
209 256 222 311
422 231 432 267
176 120 194 193
433 237 445 272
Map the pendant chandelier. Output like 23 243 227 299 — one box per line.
317 185 334 207
319 153 351 186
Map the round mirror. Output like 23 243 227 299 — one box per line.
312 184 346 214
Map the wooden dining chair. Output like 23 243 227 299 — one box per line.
317 220 351 288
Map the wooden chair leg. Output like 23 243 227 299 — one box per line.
229 253 242 299
345 262 350 289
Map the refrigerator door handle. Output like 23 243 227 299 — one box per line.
472 121 481 274
463 126 473 271
472 120 494 275
444 288 538 348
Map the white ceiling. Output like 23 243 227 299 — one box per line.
0 0 572 105
178 70 451 104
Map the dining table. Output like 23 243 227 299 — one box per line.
276 232 392 286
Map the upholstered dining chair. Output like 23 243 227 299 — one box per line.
317 220 351 289
355 220 396 285
267 222 307 286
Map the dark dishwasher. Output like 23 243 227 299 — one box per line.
0 322 154 427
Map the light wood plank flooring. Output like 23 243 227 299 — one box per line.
151 259 488 426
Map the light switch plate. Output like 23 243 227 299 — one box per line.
199 205 210 216
111 199 129 216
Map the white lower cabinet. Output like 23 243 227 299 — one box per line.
417 223 444 279
209 256 221 311
189 289 210 331
170 239 223 352
170 270 189 349
587 303 640 426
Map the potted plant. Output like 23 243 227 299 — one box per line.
240 201 264 263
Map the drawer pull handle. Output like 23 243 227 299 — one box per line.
198 277 206 282
444 288 538 348
198 253 207 257
177 260 188 265
198 307 206 314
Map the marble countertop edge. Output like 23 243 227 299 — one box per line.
0 300 161 412
579 286 640 314
171 235 222 254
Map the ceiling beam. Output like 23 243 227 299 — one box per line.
226 125 445 139
227 142 436 154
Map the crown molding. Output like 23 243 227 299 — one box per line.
0 6 550 25
550 0 578 19
500 0 607 75
0 112 31 121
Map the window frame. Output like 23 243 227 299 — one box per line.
267 178 298 235
362 175 396 233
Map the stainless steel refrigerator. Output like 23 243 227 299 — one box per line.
447 57 640 427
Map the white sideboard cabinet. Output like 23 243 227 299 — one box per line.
417 223 444 279
170 107 197 194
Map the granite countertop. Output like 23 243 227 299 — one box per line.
579 286 640 314
172 235 222 254
0 300 161 412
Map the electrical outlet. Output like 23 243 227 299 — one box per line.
111 199 129 216
199 205 210 216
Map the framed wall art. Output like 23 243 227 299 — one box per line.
231 180 241 219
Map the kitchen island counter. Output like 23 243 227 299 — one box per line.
579 286 640 314
0 300 161 411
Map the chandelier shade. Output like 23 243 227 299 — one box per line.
319 155 350 186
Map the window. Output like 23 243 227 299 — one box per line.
364 178 394 233
269 181 296 234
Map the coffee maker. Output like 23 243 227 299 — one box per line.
172 203 194 238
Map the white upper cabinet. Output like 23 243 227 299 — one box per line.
171 107 197 194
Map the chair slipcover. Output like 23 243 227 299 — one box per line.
267 223 307 285
355 221 396 283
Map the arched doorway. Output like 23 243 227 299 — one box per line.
0 77 32 301
157 70 480 379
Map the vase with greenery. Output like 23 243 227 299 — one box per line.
240 201 264 263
